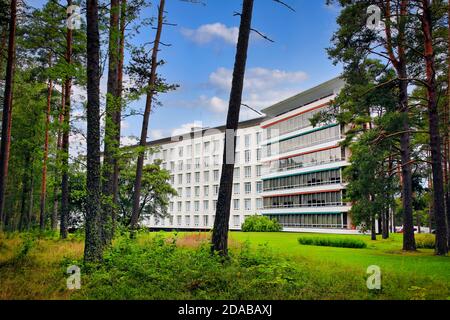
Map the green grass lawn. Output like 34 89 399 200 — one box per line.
0 231 449 300
230 232 450 283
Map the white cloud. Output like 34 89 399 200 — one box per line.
181 23 239 45
149 129 164 140
202 67 309 119
171 121 205 137
121 136 139 147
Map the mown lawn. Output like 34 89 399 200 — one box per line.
230 232 450 283
0 231 449 300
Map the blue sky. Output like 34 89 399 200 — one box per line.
29 0 342 146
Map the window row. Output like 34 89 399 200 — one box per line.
266 125 341 156
266 106 328 139
268 147 345 173
266 213 347 229
263 169 342 192
263 191 345 209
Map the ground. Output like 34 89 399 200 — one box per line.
0 231 448 300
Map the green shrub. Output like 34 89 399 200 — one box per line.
298 236 367 249
241 216 282 232
415 234 435 249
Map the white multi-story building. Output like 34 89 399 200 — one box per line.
144 117 266 230
145 77 355 233
260 77 356 233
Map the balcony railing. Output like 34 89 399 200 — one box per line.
276 135 342 155
263 202 346 210
263 179 343 192
268 157 346 174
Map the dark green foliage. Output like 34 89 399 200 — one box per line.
241 216 282 232
298 236 367 249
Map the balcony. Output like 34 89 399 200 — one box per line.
264 202 346 210
268 157 346 174
263 179 342 192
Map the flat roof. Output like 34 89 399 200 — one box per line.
261 77 345 118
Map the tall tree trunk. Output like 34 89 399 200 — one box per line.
130 0 165 233
211 0 254 256
384 0 415 250
60 0 74 239
28 171 34 228
40 56 53 231
421 0 448 255
19 155 31 231
0 28 7 77
101 0 121 246
84 0 103 263
52 87 65 231
0 0 17 228
112 0 127 234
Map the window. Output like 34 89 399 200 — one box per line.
244 199 252 211
170 175 175 185
214 185 219 195
204 141 210 154
170 161 175 171
178 160 183 171
233 215 240 227
186 187 191 197
256 132 262 145
245 150 251 163
195 186 200 197
170 148 175 157
213 170 220 181
244 182 252 194
185 215 191 226
169 202 174 212
186 201 191 212
194 201 200 212
256 181 263 194
256 198 263 210
194 215 200 226
213 200 218 209
177 216 182 226
245 166 252 179
163 149 168 159
213 140 220 154
187 145 192 156
203 200 209 211
177 188 182 197
204 171 209 183
256 165 262 177
203 215 209 226
178 147 183 157
178 174 183 184
186 173 191 184
186 159 192 170
257 149 262 161
204 186 209 197
233 199 240 210
234 167 240 179
195 157 201 169
233 183 240 195
195 172 200 183
195 143 201 155
213 155 220 167
178 202 182 212
245 134 251 148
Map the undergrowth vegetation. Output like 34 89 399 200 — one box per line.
298 236 367 249
241 216 282 232
0 231 449 300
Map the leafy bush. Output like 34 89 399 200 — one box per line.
415 234 435 249
298 236 367 249
241 216 282 232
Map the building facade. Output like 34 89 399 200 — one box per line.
145 77 355 233
144 118 266 230
260 77 355 233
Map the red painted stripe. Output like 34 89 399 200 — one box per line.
262 102 330 129
264 145 340 163
263 189 342 198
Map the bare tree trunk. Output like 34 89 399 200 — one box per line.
52 87 65 231
84 0 103 263
130 0 165 233
60 0 73 239
421 0 448 255
40 55 53 231
112 0 127 234
0 0 17 228
101 0 121 246
211 0 254 257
